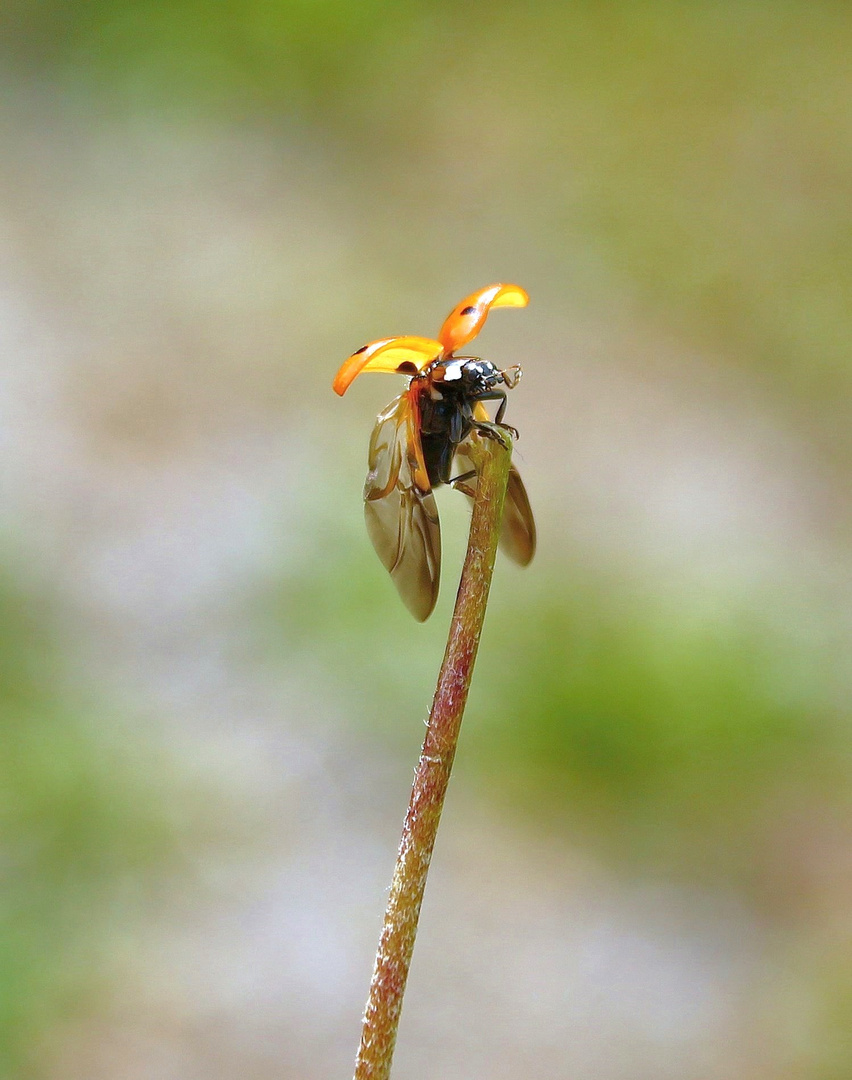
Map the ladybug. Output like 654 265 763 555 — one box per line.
333 284 535 620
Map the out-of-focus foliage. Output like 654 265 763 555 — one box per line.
271 525 851 883
4 3 852 449
475 575 848 878
0 566 180 1076
2 0 852 1074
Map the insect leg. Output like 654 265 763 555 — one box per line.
449 470 477 499
472 391 519 440
471 421 513 449
448 408 465 445
473 390 507 421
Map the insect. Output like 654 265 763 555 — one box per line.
333 283 535 621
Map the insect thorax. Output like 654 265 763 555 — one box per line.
423 357 501 397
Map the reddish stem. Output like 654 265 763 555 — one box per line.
353 434 512 1080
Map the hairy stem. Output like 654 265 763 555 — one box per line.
353 433 512 1080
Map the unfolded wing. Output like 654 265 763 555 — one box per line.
453 427 536 567
437 283 529 354
333 336 443 396
363 393 441 621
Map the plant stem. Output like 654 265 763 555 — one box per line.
353 433 513 1080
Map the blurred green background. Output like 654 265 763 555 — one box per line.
1 2 851 1077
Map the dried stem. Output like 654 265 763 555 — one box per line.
353 432 513 1080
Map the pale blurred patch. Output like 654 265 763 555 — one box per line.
0 5 850 1075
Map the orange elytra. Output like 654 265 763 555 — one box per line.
332 283 529 396
333 284 533 620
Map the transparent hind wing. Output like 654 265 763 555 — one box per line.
502 463 536 565
453 428 536 567
363 393 441 621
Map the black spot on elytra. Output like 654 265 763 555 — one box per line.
396 361 418 374
460 306 476 316
353 344 369 355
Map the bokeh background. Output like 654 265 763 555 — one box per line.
1 3 851 1077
